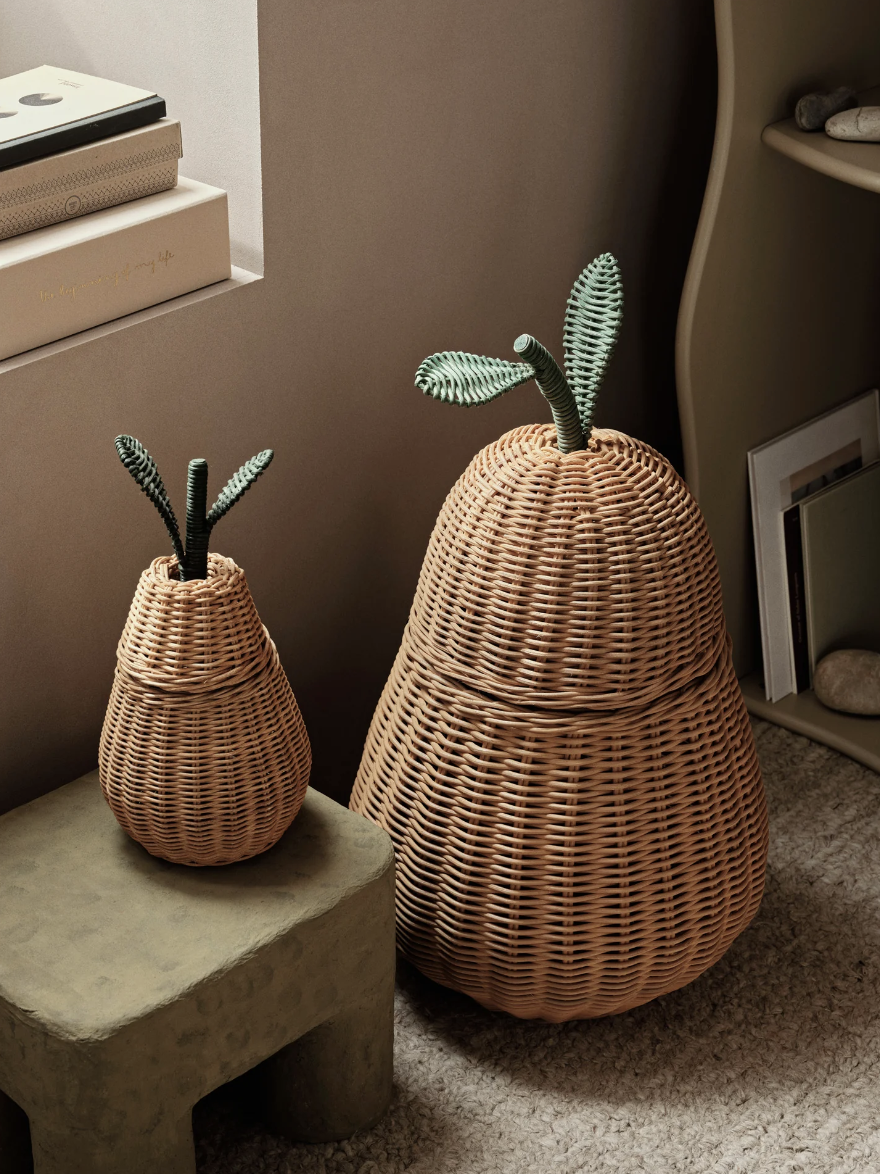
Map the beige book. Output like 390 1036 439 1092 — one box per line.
0 119 182 242
0 176 230 361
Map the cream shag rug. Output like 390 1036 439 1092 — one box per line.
195 721 880 1173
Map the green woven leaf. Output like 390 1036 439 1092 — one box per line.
415 351 535 407
563 253 623 433
206 449 274 527
114 434 184 563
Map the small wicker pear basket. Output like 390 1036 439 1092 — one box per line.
350 255 768 1021
100 553 311 866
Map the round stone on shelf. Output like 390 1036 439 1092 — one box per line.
825 106 880 141
795 86 856 131
814 649 880 715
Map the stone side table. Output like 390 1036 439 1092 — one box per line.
0 772 395 1174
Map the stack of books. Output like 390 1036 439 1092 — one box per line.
0 65 231 361
749 388 880 701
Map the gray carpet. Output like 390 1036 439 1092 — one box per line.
196 720 880 1173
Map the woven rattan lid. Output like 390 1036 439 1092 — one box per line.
115 553 274 694
407 423 726 709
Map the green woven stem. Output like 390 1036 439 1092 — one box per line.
512 334 585 453
411 253 623 446
182 459 210 581
114 438 275 576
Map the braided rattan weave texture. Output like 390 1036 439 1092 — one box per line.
100 554 311 866
351 425 767 1020
409 425 726 709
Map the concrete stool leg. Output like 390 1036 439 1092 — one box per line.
0 1089 32 1174
28 1107 195 1174
261 994 394 1142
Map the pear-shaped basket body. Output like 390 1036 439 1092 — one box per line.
351 425 768 1021
100 553 311 866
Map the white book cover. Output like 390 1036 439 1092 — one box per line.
0 119 182 241
0 66 156 146
0 176 230 362
748 389 880 701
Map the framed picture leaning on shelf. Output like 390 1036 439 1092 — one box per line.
748 388 880 701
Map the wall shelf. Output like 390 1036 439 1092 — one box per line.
0 266 260 377
741 673 880 772
762 85 880 193
677 0 880 772
754 83 880 764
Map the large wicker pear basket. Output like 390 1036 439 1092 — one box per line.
350 256 768 1021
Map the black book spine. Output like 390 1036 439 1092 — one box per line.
784 503 811 692
0 95 166 172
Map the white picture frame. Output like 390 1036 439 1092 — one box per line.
748 388 880 702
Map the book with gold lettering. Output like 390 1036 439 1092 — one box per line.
0 176 230 361
0 119 182 242
0 66 165 170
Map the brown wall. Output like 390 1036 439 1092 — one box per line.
0 0 715 813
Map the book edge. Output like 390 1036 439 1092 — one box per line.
0 177 226 266
0 97 166 171
800 459 880 676
747 388 880 702
0 189 231 361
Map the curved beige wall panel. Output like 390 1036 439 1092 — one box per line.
676 0 880 677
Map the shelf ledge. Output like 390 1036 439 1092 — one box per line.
741 671 880 773
762 85 880 194
0 265 261 377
